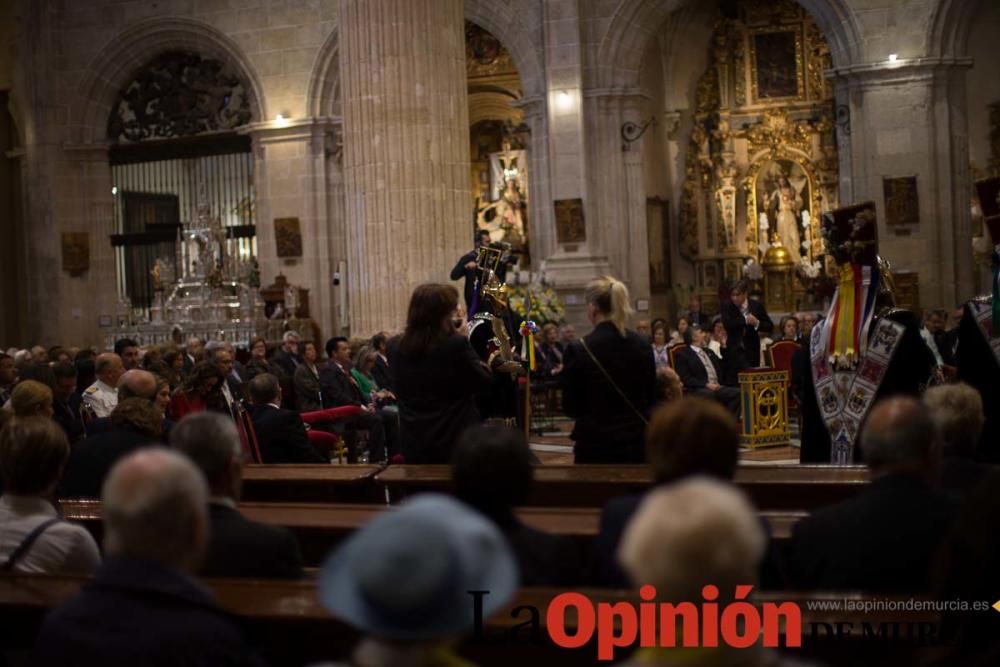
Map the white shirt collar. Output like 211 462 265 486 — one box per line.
95 379 116 393
209 496 238 510
266 402 281 410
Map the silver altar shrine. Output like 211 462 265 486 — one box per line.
106 204 262 349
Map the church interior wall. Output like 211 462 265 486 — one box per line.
966 0 1000 176
2 0 998 346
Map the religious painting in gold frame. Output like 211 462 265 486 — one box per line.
749 29 805 102
274 217 303 258
883 176 919 227
61 232 90 277
646 197 671 289
554 198 586 243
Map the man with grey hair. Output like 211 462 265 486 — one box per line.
172 412 303 579
35 449 263 666
924 383 990 494
787 397 957 592
183 335 203 376
272 330 302 378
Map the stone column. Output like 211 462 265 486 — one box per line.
338 0 469 334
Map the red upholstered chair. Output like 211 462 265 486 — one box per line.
668 343 686 369
768 340 800 409
300 405 363 425
301 405 364 462
769 340 799 373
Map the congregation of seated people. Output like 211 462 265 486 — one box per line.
1 279 999 666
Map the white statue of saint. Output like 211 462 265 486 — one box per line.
768 174 804 262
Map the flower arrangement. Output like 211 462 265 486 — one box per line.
509 286 565 324
743 260 764 281
796 259 822 280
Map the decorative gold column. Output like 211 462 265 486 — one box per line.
339 0 470 334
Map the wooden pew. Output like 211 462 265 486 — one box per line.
239 463 384 502
374 464 870 510
58 499 807 567
233 463 869 509
0 574 945 667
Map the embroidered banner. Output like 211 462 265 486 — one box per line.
811 317 906 465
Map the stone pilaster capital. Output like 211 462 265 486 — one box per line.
828 56 973 89
239 116 342 146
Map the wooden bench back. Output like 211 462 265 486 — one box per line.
0 574 943 667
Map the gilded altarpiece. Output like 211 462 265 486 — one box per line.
678 0 839 310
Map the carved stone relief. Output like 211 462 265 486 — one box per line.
107 52 254 142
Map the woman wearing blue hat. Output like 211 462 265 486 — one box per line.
316 494 519 666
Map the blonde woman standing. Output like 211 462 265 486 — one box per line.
560 277 656 463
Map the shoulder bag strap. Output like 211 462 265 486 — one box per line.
579 339 649 426
2 517 63 572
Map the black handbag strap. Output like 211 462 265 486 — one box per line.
579 339 648 426
2 517 63 571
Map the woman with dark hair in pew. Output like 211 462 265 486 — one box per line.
452 424 584 586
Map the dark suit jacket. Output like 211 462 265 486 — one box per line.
786 473 957 592
318 362 365 409
201 503 303 579
495 515 583 587
940 455 994 498
387 333 493 463
34 556 264 667
674 345 726 391
53 395 86 444
721 298 774 369
372 355 393 392
271 350 301 379
681 309 709 328
59 427 158 498
560 321 656 462
251 405 325 463
957 302 1000 462
450 250 480 309
293 364 324 412
592 488 783 590
450 249 509 309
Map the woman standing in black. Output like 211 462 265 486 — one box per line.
387 283 494 463
560 276 657 463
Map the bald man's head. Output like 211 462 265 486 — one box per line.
102 448 208 572
95 353 124 387
861 397 940 479
117 369 157 402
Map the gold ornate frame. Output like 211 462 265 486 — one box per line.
748 28 805 104
744 149 823 262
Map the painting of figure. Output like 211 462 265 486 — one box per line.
756 160 810 263
753 31 800 100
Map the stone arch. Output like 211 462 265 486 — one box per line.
596 0 864 91
72 17 266 145
306 28 340 118
464 0 545 100
928 0 987 58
